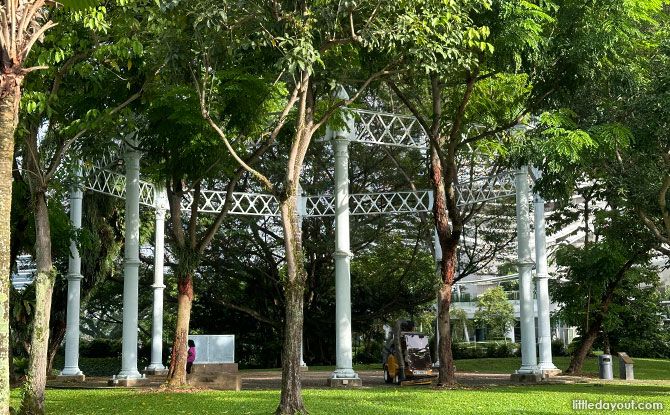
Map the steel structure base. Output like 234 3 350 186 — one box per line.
327 377 363 388
56 374 86 383
510 372 543 383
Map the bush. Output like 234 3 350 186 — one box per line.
80 339 122 358
12 356 28 378
552 339 567 357
51 355 150 376
451 342 486 359
486 342 516 358
616 334 670 359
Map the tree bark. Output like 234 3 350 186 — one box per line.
566 316 602 374
46 321 66 375
0 78 20 415
565 256 636 374
20 191 55 415
276 195 307 415
437 243 458 386
167 271 194 387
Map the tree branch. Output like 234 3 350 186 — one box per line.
43 88 143 182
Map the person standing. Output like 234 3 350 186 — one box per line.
186 339 196 374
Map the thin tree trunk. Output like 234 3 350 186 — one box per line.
46 322 66 375
21 191 55 415
0 80 20 415
566 256 636 374
566 319 601 374
602 332 611 355
167 272 194 387
437 243 457 386
276 195 307 415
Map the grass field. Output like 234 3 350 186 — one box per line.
10 382 670 414
10 357 670 414
312 356 670 380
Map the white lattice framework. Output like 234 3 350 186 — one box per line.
181 190 280 216
81 109 518 216
350 109 428 149
81 165 515 217
456 171 516 206
82 163 156 207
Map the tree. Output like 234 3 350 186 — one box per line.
14 1 160 410
0 1 100 414
385 0 554 385
189 1 421 412
551 222 657 373
138 1 293 385
140 78 281 386
473 286 514 340
511 0 668 371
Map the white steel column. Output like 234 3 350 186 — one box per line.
533 181 560 375
515 166 538 374
117 140 143 380
61 166 84 379
329 89 360 385
146 188 168 374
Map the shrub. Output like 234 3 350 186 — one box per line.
552 339 567 357
452 342 486 359
80 338 122 358
486 341 516 358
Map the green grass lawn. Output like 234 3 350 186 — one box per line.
308 356 670 380
451 356 670 380
10 383 670 414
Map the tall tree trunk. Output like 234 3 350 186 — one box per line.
276 196 307 415
437 243 457 386
565 257 635 374
21 192 55 415
0 80 20 415
566 315 602 374
167 271 194 387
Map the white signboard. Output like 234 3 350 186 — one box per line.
188 335 235 363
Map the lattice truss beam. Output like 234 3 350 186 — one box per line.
350 109 428 149
82 109 519 216
82 164 156 207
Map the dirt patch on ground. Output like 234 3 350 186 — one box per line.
49 370 572 390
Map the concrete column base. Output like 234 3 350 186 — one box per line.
510 372 543 383
539 368 562 378
300 365 309 372
327 377 362 387
107 377 151 387
143 367 168 376
57 374 86 383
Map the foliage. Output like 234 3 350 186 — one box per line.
551 339 567 357
550 225 667 359
473 287 514 340
451 341 517 360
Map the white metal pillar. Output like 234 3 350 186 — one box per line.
146 188 168 374
117 139 143 380
329 88 360 385
533 181 560 375
61 166 84 379
515 166 538 374
506 324 515 343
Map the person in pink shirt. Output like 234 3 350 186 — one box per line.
186 339 196 374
